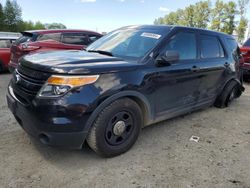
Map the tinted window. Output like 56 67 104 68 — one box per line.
201 35 224 58
243 38 250 47
165 32 197 60
0 39 11 48
89 34 101 43
62 33 89 45
14 36 32 45
226 38 238 52
37 33 61 42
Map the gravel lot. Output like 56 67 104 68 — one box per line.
0 73 250 188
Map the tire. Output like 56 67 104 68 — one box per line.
0 61 3 72
87 98 143 157
214 80 240 108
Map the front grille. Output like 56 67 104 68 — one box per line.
11 65 51 103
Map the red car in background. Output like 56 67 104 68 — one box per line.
240 38 250 80
0 36 18 72
9 29 102 72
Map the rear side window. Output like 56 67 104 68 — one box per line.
226 38 238 52
200 35 224 58
165 32 197 60
0 39 11 48
226 38 241 59
14 35 32 45
243 38 250 47
89 34 101 43
37 33 61 42
62 33 90 45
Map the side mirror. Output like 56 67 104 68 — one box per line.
156 50 179 66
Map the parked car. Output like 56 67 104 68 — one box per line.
9 29 102 72
0 36 18 72
240 38 250 80
7 25 244 157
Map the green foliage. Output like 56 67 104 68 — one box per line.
0 3 4 30
0 0 66 32
45 23 67 29
210 0 237 34
154 1 211 28
193 1 211 28
154 0 249 41
3 0 22 31
237 0 249 43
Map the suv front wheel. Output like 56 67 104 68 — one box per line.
87 98 143 157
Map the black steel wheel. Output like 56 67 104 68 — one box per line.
87 98 143 157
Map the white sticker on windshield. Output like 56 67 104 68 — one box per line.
141 32 161 39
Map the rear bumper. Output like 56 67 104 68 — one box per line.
6 85 89 149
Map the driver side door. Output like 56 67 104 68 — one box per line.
148 30 202 120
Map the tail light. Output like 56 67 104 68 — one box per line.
19 43 40 52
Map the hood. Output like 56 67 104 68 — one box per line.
20 50 140 74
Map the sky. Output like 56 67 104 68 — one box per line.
0 0 250 33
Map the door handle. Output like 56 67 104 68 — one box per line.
224 62 230 67
190 66 200 72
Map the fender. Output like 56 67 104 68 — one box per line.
82 90 153 137
222 77 245 92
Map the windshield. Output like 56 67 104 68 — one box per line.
87 27 168 60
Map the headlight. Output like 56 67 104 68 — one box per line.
37 75 99 98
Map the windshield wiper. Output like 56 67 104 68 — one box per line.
87 50 113 57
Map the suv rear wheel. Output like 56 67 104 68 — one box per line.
87 98 143 157
214 80 242 108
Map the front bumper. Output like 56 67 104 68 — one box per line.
6 85 89 149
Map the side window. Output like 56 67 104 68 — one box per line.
226 38 241 59
165 32 197 60
62 33 89 45
37 33 61 42
89 35 101 43
200 35 224 58
0 39 11 48
226 38 238 53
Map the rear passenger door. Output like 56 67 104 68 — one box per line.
196 33 228 103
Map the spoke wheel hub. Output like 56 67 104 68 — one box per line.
113 121 126 136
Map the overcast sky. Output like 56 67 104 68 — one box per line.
0 0 249 33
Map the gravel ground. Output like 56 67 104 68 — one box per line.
0 73 250 188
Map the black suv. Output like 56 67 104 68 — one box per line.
7 25 244 157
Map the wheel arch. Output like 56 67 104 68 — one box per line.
83 91 153 142
221 77 245 94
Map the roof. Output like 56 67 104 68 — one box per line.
22 29 102 35
120 25 232 38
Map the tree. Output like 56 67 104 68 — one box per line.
210 0 226 31
221 1 237 34
154 1 211 28
3 0 22 31
193 1 211 28
237 0 249 43
0 3 4 30
45 23 67 29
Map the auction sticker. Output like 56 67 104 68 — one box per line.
141 32 161 39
